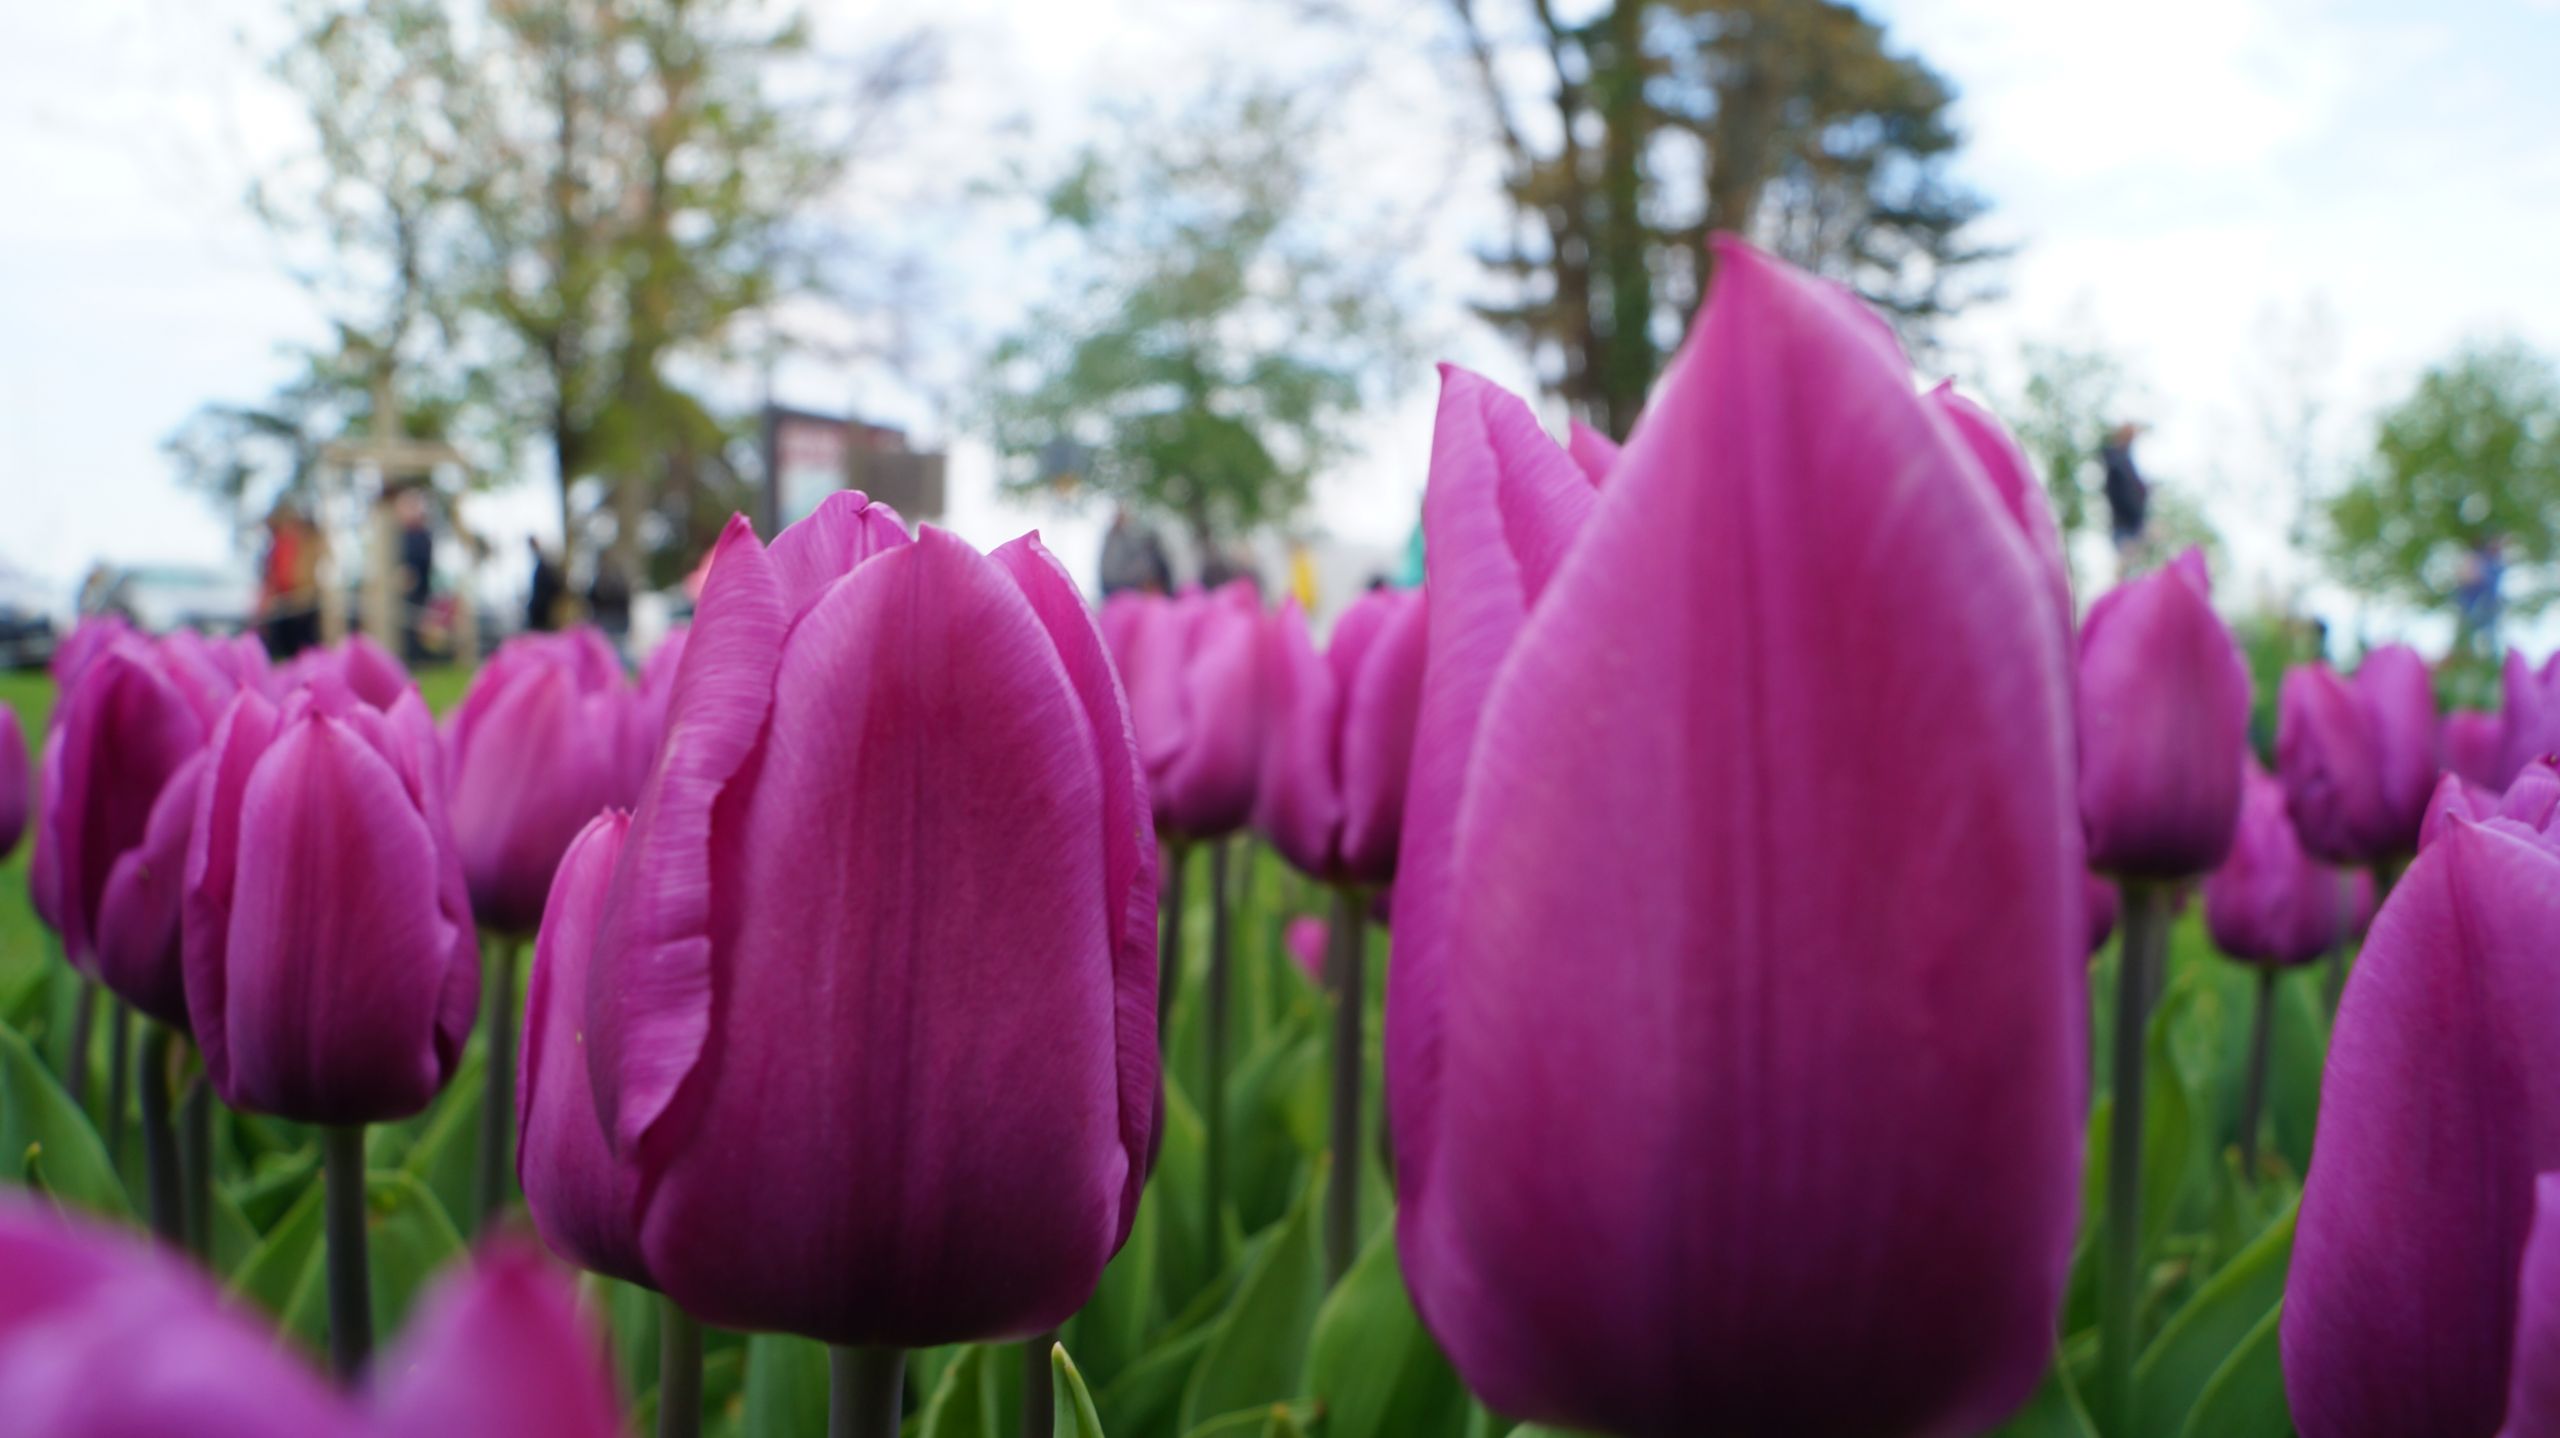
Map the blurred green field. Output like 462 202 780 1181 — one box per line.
0 662 475 987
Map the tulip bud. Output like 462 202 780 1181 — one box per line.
2445 708 2507 791
370 1241 624 1438
276 633 412 708
446 628 649 935
2276 645 2437 865
1283 914 1329 984
1254 587 1427 884
2500 649 2560 789
0 707 25 863
1113 582 1267 838
2205 762 2347 966
182 681 478 1124
1390 238 2082 1435
2077 549 2251 879
2283 765 2560 1435
579 495 1156 1347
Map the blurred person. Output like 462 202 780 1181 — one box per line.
2455 533 2506 661
1098 506 1172 596
259 501 326 658
395 487 436 662
588 554 633 653
527 537 566 632
2102 421 2149 568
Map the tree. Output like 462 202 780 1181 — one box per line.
981 89 1413 554
1445 0 1997 436
2324 340 2560 621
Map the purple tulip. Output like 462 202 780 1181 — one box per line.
370 1241 623 1438
1283 913 1329 984
0 707 26 862
635 624 689 747
2078 549 2251 879
2502 1175 2560 1435
2206 762 2349 966
1565 418 1619 484
517 810 649 1287
182 679 478 1123
1254 587 1427 885
578 496 1156 1347
2283 764 2560 1435
1389 238 2083 1435
1929 383 2075 649
2276 645 2438 865
34 630 260 1024
50 614 133 688
446 628 648 935
275 633 412 708
2446 708 2508 791
2499 650 2560 789
1110 582 1267 837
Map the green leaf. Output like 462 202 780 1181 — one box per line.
229 1177 325 1315
911 1344 1002 1438
742 1331 830 1438
236 1166 464 1353
1985 1353 2099 1437
1093 1324 1212 1436
1068 1173 1162 1388
397 1047 485 1226
2135 1202 2297 1437
1179 1161 1326 1430
1305 1220 1467 1438
1052 1344 1108 1438
1151 1075 1216 1318
2174 1303 2290 1438
0 1016 128 1217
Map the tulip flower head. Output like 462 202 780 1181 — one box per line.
2499 650 2560 790
573 493 1157 1347
2445 708 2508 792
1254 587 1427 885
1388 238 2083 1436
2077 549 2251 879
2284 762 2560 1435
446 627 651 935
2276 645 2438 865
182 677 478 1124
2206 760 2351 966
1109 581 1268 838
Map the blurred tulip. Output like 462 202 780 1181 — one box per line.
2277 645 2438 865
2446 708 2507 791
2207 762 2349 967
446 628 648 936
183 680 477 1124
0 706 25 862
1283 913 1328 984
1565 418 1619 484
1113 581 1266 837
2499 650 2560 789
50 613 133 688
1390 239 2082 1435
1254 587 1427 884
579 496 1155 1351
0 1196 360 1437
517 810 649 1287
1928 383 2075 646
370 1241 623 1438
2284 764 2560 1435
2085 872 2119 955
2078 549 2251 879
275 633 412 708
2501 1175 2560 1436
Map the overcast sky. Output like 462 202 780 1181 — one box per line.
4 0 2557 645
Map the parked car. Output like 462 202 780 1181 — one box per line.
0 566 58 670
86 564 256 635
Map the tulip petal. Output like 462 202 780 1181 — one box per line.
590 515 788 1157
46 642 207 960
638 529 1127 1346
1388 365 1596 1216
1154 582 1266 837
184 688 283 1102
2283 817 2560 1436
1402 239 2082 1435
1927 382 2074 646
992 532 1162 1246
451 654 633 935
1337 588 1426 883
2206 761 2347 966
2079 548 2251 878
2503 1175 2560 1437
765 489 910 618
92 749 209 1028
520 811 651 1287
1566 418 1620 484
371 1242 622 1438
1253 597 1344 876
0 708 23 863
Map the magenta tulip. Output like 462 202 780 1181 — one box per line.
275 633 412 708
517 810 649 1287
577 495 1156 1348
1565 417 1619 484
2499 650 2560 788
446 628 649 935
0 706 25 862
2284 763 2560 1435
2276 645 2437 865
1110 581 1267 837
1389 239 2083 1435
1930 383 2075 647
636 623 689 745
2078 549 2251 879
35 630 260 1024
2501 1175 2560 1435
1253 586 1427 885
2446 708 2507 791
370 1241 623 1438
2207 762 2349 966
182 679 477 1123
1284 913 1328 984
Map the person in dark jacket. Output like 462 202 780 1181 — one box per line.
1098 507 1174 596
2101 422 2149 562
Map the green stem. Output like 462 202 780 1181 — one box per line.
826 1346 904 1438
2100 882 2166 1434
137 1023 182 1245
1206 838 1234 1265
324 1124 372 1381
103 999 130 1169
65 978 97 1111
657 1299 702 1438
476 935 522 1231
2237 964 2277 1186
179 1070 212 1260
1325 886 1366 1285
1156 839 1188 1046
1020 1331 1056 1438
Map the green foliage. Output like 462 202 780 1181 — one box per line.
982 89 1412 548
2324 339 2560 619
2009 339 2132 557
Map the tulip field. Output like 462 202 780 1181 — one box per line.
6 240 2560 1437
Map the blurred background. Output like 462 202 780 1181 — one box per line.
4 0 2558 719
